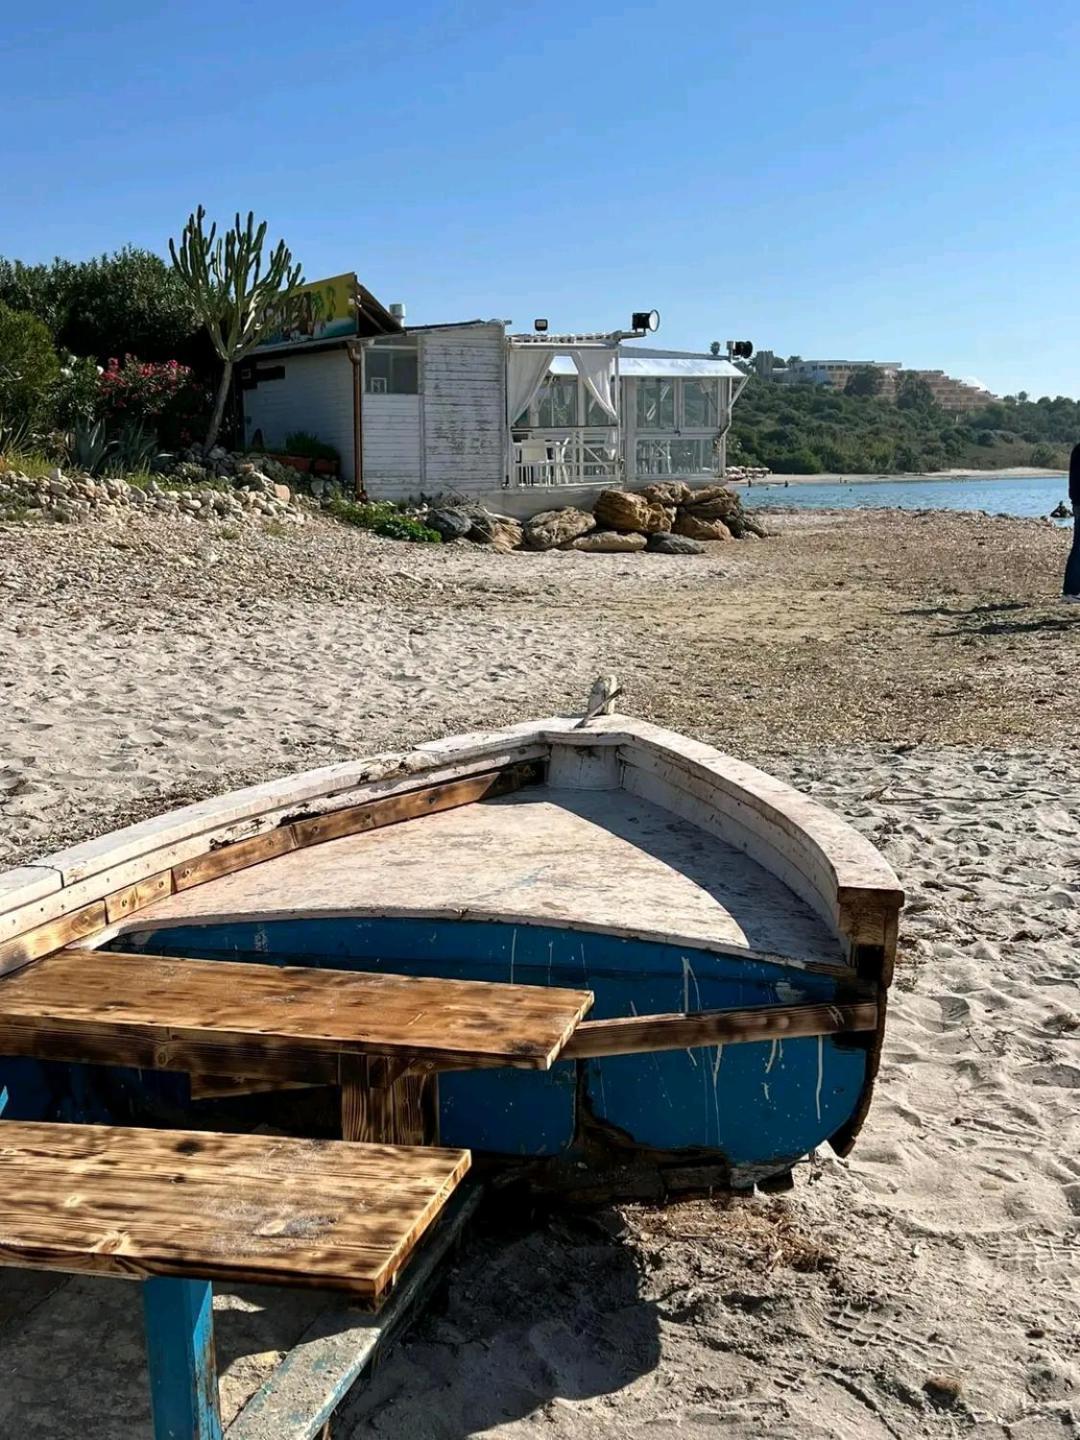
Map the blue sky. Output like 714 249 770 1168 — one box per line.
4 0 1078 397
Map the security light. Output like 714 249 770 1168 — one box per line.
727 340 754 359
632 310 660 333
534 318 549 333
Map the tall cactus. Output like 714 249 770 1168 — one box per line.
170 207 304 449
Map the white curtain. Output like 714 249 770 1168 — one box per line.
573 349 618 420
507 347 554 425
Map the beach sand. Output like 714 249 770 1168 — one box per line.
0 508 1077 1437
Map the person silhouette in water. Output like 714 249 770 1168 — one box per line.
1066 443 1080 600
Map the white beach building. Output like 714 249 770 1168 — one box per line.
239 277 748 515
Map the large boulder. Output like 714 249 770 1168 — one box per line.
427 506 474 541
640 481 691 507
681 492 739 521
523 507 595 551
682 483 731 505
646 532 705 555
673 511 733 542
571 529 647 553
469 511 524 551
593 489 672 534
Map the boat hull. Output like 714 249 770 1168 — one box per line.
101 916 872 1185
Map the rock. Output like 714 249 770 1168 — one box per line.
647 532 705 555
427 507 474 541
593 489 672 534
469 511 523 550
682 483 730 505
272 483 291 506
673 511 733 541
524 507 595 551
640 481 691 507
571 530 647 553
682 492 738 521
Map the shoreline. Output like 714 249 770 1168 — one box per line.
729 464 1068 487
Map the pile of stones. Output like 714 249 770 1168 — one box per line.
422 481 768 555
0 464 301 526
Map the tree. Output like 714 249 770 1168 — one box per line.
0 249 200 364
0 302 61 428
844 366 884 398
169 207 304 449
895 374 935 411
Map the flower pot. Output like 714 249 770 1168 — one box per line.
273 454 311 474
312 457 339 476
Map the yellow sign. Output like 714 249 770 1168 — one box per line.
257 272 358 349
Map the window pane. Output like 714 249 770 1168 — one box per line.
366 349 392 393
584 391 610 426
366 346 418 394
636 437 716 476
682 380 717 428
637 379 675 429
536 377 578 427
392 350 418 394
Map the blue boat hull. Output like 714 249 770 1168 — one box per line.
0 915 869 1187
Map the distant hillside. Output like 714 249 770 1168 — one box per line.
729 378 1076 475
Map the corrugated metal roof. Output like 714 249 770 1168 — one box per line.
548 352 742 379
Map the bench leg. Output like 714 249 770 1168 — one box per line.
340 1056 438 1145
143 1277 223 1440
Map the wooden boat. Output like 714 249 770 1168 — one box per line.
0 715 903 1193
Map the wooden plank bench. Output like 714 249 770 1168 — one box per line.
0 1118 472 1439
0 949 594 1143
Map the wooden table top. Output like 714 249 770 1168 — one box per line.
0 949 594 1081
0 1120 469 1302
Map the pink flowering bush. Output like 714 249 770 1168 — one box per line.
98 355 212 447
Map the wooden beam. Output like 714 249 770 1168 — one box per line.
105 869 174 925
291 762 542 848
173 827 299 893
0 902 107 979
340 1055 438 1146
560 1001 878 1060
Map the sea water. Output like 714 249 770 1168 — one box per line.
740 473 1071 521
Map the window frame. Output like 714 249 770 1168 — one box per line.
365 342 420 396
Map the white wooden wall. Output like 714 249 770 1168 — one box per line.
362 395 423 497
421 325 505 494
362 324 506 503
241 350 355 479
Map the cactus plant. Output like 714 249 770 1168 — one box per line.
169 207 304 449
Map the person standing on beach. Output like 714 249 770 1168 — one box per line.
1066 443 1080 600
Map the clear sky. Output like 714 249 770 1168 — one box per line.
4 0 1078 397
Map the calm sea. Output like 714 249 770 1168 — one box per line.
740 473 1072 521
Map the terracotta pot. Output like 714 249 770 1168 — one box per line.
312 457 339 476
272 454 311 474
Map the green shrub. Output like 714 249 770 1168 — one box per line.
326 496 441 543
0 302 61 427
0 249 199 364
283 431 339 462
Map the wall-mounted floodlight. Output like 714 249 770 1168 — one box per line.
534 318 549 333
632 310 660 333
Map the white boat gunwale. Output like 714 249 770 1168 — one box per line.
0 717 903 989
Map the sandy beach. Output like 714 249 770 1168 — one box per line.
0 506 1078 1437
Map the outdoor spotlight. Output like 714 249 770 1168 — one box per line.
534 318 549 333
632 310 660 333
727 340 754 359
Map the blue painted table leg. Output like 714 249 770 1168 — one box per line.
142 1277 223 1440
